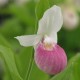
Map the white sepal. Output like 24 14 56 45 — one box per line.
37 5 63 35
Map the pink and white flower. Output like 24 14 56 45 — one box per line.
15 5 67 75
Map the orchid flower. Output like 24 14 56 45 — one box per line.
15 5 67 75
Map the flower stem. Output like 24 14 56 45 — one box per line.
25 1 38 79
24 48 34 80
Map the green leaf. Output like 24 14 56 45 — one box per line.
0 45 23 80
0 34 11 48
14 47 33 79
50 53 80 80
29 61 49 80
0 18 24 38
9 4 35 27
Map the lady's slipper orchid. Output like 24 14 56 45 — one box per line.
15 5 67 75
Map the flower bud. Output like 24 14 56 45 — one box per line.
34 42 67 75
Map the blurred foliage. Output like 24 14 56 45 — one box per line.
0 0 79 80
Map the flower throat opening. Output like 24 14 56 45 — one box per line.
43 35 55 50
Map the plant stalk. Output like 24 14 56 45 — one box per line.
24 48 34 80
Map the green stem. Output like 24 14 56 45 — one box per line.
24 49 34 80
24 8 38 80
24 1 38 79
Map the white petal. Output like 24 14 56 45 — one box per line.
37 5 63 35
49 32 57 43
15 35 42 47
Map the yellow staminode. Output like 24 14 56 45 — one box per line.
43 35 54 50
